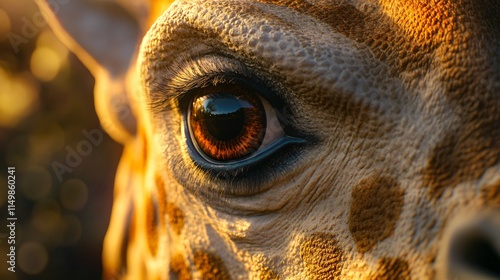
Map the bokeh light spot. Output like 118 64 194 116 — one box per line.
29 124 65 164
60 179 88 211
58 214 82 245
30 47 62 81
36 31 68 55
31 199 61 234
18 242 49 275
0 67 39 127
20 166 52 201
29 31 69 82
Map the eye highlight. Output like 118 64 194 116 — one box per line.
189 84 266 161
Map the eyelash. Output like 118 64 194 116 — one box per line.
149 54 281 114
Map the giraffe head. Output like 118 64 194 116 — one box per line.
37 0 500 279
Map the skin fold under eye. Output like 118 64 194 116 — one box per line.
187 81 291 165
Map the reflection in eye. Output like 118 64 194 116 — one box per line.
188 83 285 162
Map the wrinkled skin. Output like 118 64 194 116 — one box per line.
37 0 500 279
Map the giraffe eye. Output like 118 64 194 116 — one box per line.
189 84 267 161
185 80 304 168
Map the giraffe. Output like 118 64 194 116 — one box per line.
35 0 500 279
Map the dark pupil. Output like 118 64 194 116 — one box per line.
198 94 245 141
189 87 266 162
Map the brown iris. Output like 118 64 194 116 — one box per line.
189 84 266 161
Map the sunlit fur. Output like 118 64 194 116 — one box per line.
37 0 500 279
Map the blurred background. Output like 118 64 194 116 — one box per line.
0 0 123 279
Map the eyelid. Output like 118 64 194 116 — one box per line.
148 55 257 113
183 115 305 172
148 54 289 115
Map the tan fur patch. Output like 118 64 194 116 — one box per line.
166 202 185 235
482 181 500 206
146 198 159 256
112 208 133 279
424 128 500 200
259 268 280 280
370 257 410 280
349 176 404 253
250 254 280 280
170 253 192 280
129 209 137 245
256 259 280 280
300 233 344 279
193 251 231 280
155 174 167 225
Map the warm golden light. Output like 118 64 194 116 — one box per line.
31 199 62 234
30 47 62 81
36 31 68 55
29 31 69 81
19 166 52 201
60 179 89 211
18 242 49 275
0 67 39 127
58 214 82 245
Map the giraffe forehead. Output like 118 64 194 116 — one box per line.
143 0 406 115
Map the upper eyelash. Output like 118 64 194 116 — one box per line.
147 54 255 114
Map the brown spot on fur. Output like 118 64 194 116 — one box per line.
170 253 192 280
167 202 185 235
259 1 366 39
349 176 404 253
370 257 410 280
424 124 500 200
425 253 437 280
418 2 500 200
193 251 231 280
482 180 500 206
257 0 433 77
129 209 137 246
300 233 344 279
146 198 159 256
155 174 167 226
